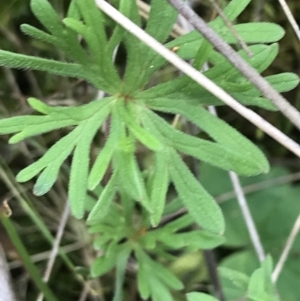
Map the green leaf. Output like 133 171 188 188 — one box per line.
207 44 279 80
87 104 121 190
30 0 64 37
17 127 80 182
75 0 107 47
67 0 80 19
145 108 267 176
33 163 61 196
264 73 299 93
168 149 224 235
162 214 194 233
27 98 53 114
113 146 151 212
137 260 151 299
187 292 219 301
116 101 162 151
91 242 120 277
247 256 278 301
145 0 177 43
113 247 131 301
216 23 285 44
69 108 110 218
210 0 251 25
75 0 121 89
0 50 95 83
149 276 175 301
21 24 60 47
193 40 213 70
123 0 177 93
31 0 90 64
87 173 118 222
136 248 183 300
149 151 169 226
158 230 225 250
143 100 269 175
63 17 96 53
219 267 249 291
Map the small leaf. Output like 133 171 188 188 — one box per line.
116 101 162 151
168 149 224 235
91 242 120 277
187 292 219 301
69 138 90 219
30 0 64 36
9 119 76 144
69 108 110 218
163 214 194 233
114 148 151 212
113 247 131 301
145 108 265 176
143 100 269 175
149 151 169 226
0 50 94 81
217 23 284 44
88 138 115 190
21 24 60 47
87 173 118 222
219 267 249 291
247 256 278 301
210 0 251 25
17 128 80 182
265 73 299 93
27 98 53 114
137 261 151 299
33 163 61 196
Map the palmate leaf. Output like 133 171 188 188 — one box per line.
74 0 121 89
142 0 252 78
145 21 284 79
139 44 280 104
0 0 121 93
136 43 298 110
142 99 269 176
1 97 112 218
31 0 90 65
122 0 177 94
143 108 268 176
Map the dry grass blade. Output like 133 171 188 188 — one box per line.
208 106 265 263
95 0 300 158
277 0 300 41
272 214 300 282
207 0 253 56
36 202 70 301
228 171 266 262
